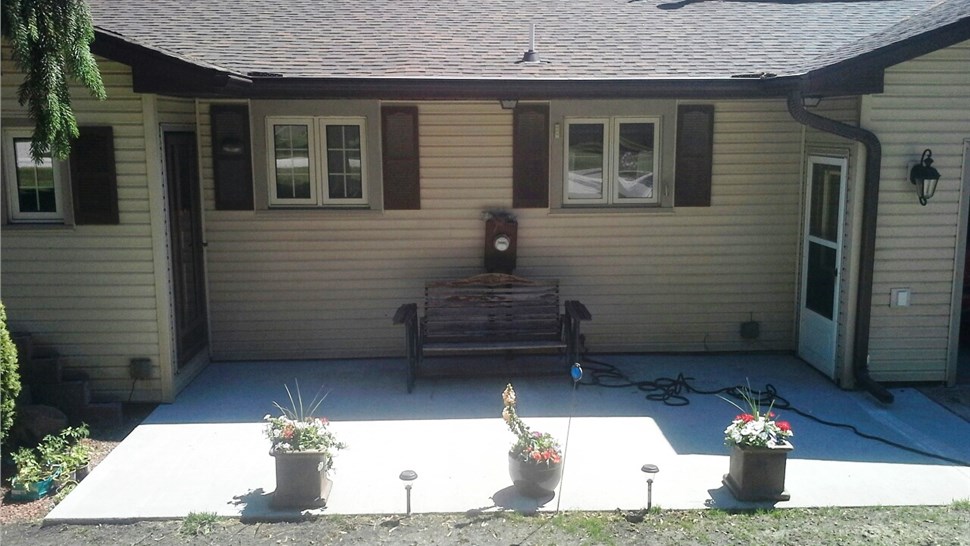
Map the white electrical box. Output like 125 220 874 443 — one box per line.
890 288 911 308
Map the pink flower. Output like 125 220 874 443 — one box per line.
531 451 542 461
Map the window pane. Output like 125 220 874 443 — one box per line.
616 122 654 199
276 178 294 199
293 174 311 199
805 242 837 319
567 124 604 199
809 162 842 242
325 125 363 199
13 138 56 213
273 125 310 200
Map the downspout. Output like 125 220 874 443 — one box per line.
786 90 894 404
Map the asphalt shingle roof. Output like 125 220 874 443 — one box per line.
88 0 969 81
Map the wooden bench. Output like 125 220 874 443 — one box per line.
393 273 591 392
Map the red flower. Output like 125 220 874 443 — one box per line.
777 421 792 432
531 451 542 461
737 413 755 423
282 425 295 439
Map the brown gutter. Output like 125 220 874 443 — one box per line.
786 90 894 404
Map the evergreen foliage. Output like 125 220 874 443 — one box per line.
1 0 106 161
0 302 22 445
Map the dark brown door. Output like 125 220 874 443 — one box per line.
165 131 207 368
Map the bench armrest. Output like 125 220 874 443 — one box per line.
564 300 592 321
393 303 418 325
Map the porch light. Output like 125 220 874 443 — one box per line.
499 99 518 110
641 463 659 510
399 469 418 516
909 149 941 206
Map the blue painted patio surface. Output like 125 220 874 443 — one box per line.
47 354 970 523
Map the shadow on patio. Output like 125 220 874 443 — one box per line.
46 353 970 523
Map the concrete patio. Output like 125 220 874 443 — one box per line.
46 354 970 523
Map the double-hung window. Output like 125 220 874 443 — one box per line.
267 117 367 207
564 117 659 206
2 129 64 222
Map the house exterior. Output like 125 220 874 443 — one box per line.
2 0 969 403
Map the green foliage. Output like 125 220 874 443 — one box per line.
0 302 21 445
37 423 91 475
180 512 219 536
10 446 54 486
550 513 615 546
1 0 106 160
11 424 91 489
953 498 970 511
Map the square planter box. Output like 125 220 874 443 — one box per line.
722 442 793 502
271 451 332 509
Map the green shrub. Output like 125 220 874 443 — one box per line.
0 302 21 445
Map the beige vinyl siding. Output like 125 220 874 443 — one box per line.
1 48 165 400
861 39 970 382
157 97 197 126
202 99 804 360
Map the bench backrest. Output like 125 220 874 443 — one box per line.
423 273 562 342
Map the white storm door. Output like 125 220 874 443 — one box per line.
798 156 847 378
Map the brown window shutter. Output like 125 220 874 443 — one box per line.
675 104 715 207
70 126 119 225
382 106 421 210
512 104 549 209
210 104 253 210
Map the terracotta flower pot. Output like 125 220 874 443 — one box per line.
722 442 793 501
271 451 333 508
508 453 563 498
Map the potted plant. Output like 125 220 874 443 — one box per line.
39 424 92 489
9 446 57 501
720 386 795 501
502 384 563 498
264 380 346 508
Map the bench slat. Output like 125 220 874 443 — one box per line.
422 340 567 353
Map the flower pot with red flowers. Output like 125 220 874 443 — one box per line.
502 384 563 498
721 386 794 502
265 381 346 508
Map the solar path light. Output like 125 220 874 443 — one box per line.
641 463 659 510
399 470 418 516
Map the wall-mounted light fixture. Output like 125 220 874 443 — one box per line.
499 99 518 110
909 149 941 206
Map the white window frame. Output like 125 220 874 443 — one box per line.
563 116 660 206
2 128 65 223
265 116 367 207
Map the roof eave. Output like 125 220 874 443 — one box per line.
801 16 970 96
227 76 803 100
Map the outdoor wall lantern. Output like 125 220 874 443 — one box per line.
910 148 941 206
641 463 659 510
499 99 518 110
399 469 418 516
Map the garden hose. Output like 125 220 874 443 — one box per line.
574 356 970 468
